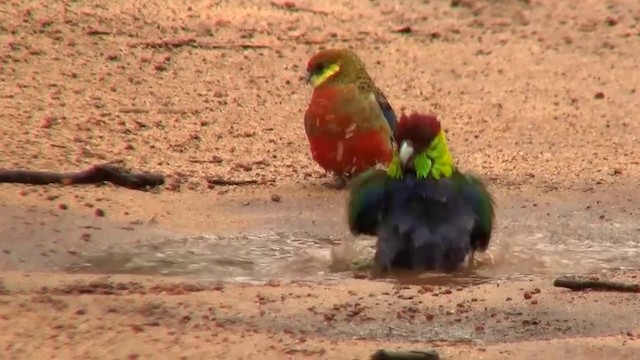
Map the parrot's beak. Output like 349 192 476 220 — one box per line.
398 141 414 167
303 71 312 85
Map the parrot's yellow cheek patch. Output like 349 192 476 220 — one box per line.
310 63 340 88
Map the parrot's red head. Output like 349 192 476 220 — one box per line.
394 112 442 165
305 48 367 88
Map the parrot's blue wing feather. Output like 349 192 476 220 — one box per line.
374 89 397 133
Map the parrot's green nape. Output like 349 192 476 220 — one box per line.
424 131 453 179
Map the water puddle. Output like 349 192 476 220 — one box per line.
65 218 640 284
487 219 640 277
66 232 343 282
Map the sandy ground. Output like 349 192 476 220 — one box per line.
1 0 640 359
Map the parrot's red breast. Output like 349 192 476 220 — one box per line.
305 86 394 176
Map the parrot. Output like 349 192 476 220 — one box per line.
347 112 495 273
303 48 397 189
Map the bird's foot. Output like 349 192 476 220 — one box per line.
323 174 349 190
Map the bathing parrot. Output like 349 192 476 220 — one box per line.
347 112 495 273
304 48 397 189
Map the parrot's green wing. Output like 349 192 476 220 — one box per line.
348 168 389 236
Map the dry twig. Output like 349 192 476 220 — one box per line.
0 162 164 191
206 177 258 187
128 36 274 50
118 107 149 114
270 1 329 15
371 349 440 360
189 159 222 164
553 277 640 293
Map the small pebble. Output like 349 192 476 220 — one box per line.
40 115 57 128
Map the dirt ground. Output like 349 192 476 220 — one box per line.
1 0 639 359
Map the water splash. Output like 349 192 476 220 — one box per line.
66 222 640 283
